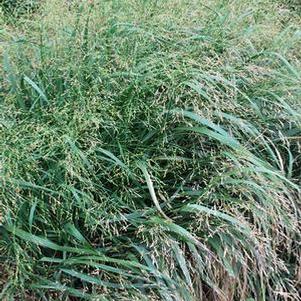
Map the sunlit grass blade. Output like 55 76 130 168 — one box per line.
138 162 170 220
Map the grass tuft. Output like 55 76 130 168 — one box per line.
0 0 301 300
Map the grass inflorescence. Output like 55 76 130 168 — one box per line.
0 0 301 300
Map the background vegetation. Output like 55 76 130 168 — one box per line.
0 0 300 300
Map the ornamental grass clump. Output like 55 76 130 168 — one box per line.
0 0 300 300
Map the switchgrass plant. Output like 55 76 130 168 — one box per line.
0 0 40 17
0 0 301 300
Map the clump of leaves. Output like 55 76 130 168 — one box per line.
0 0 300 300
0 0 40 17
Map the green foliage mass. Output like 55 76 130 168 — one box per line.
0 0 300 300
0 0 40 16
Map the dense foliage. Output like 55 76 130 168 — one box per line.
0 0 40 16
0 1 300 300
